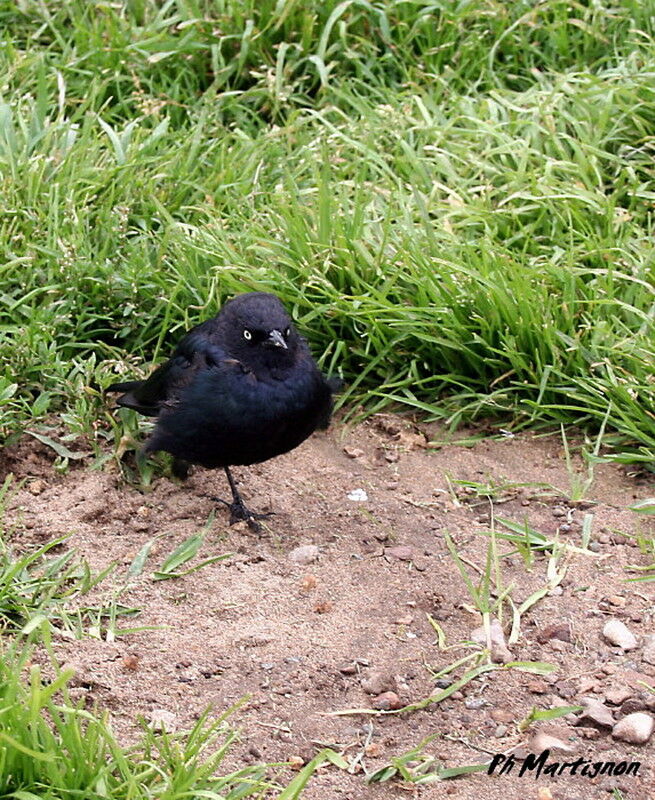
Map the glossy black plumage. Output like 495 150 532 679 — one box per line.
107 292 334 528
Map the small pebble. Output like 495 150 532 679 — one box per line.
530 732 575 754
576 697 614 729
612 712 654 744
288 545 319 565
470 618 513 664
537 623 572 644
361 671 394 695
602 619 638 651
490 708 514 724
642 633 655 666
372 691 403 710
343 447 364 459
605 686 633 706
619 697 646 716
385 545 415 561
347 489 368 502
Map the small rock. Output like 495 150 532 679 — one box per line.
529 732 575 754
300 574 317 592
361 671 394 695
608 595 626 607
464 697 486 709
536 623 572 644
552 507 567 518
338 662 358 675
395 614 413 625
576 697 614 728
537 789 554 800
642 634 655 666
385 545 414 561
288 545 319 565
578 677 597 694
612 712 654 744
528 679 549 694
619 697 646 716
490 708 514 724
343 447 364 459
494 724 508 738
602 619 638 650
149 709 177 731
470 618 513 664
122 655 140 671
548 586 564 596
347 489 368 502
28 479 47 495
372 691 403 710
578 726 601 740
605 686 633 706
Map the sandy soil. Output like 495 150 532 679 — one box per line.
3 415 655 800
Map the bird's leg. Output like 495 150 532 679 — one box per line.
214 466 274 532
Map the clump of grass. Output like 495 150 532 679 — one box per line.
0 510 115 635
0 636 279 799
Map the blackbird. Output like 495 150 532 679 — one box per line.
107 292 334 530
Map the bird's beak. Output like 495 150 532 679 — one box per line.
266 329 288 349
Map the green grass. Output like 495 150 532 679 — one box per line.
1 0 654 461
0 636 284 799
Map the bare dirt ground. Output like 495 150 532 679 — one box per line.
4 415 655 800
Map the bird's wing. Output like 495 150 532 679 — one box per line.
108 321 227 416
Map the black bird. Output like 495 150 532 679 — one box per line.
106 292 334 530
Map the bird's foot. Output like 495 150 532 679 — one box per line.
210 495 274 532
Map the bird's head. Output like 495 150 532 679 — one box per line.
220 292 301 368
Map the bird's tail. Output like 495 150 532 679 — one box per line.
106 379 160 417
106 380 144 394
